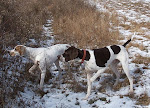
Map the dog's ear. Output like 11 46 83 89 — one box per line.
15 45 25 55
69 46 78 60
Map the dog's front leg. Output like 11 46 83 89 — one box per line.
82 68 107 100
82 72 92 100
54 59 62 86
90 68 107 82
39 65 46 90
40 71 46 90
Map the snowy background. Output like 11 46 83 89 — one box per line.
1 0 150 107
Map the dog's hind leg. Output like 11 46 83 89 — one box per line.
110 60 120 87
39 63 46 90
119 56 133 93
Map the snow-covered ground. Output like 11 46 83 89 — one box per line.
3 0 150 108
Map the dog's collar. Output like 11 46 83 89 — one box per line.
81 49 86 64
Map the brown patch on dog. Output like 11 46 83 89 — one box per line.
63 46 78 62
15 45 25 55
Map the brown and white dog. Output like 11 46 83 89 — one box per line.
63 37 134 100
10 44 70 90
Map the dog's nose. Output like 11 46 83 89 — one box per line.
7 50 11 53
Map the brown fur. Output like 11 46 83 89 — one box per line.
15 45 25 55
63 46 78 62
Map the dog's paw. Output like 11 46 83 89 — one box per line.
37 89 46 97
129 89 134 94
128 91 134 98
81 97 88 100
29 71 35 75
129 91 134 95
39 85 44 91
113 82 118 88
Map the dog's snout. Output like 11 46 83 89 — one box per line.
64 57 70 62
10 51 13 56
9 50 15 56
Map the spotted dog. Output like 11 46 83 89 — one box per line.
63 37 134 100
10 44 70 90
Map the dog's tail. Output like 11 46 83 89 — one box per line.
123 33 135 47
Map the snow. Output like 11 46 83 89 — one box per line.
4 0 150 107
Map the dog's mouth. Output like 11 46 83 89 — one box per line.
9 51 20 56
63 57 70 62
10 51 15 56
63 53 70 62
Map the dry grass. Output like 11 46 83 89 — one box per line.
128 42 145 51
130 21 150 33
119 19 150 35
119 24 131 30
48 0 119 48
62 71 86 93
0 0 120 53
136 93 150 106
0 0 51 46
1 0 120 106
132 54 150 66
144 35 150 40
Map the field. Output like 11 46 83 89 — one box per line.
0 0 150 107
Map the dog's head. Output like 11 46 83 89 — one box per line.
10 45 26 56
63 46 78 62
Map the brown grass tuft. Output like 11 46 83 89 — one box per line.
144 35 150 40
62 71 86 93
128 42 145 51
132 54 150 66
136 93 150 106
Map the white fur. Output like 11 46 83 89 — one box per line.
10 44 70 90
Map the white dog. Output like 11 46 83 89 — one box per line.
63 37 134 100
10 44 70 90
